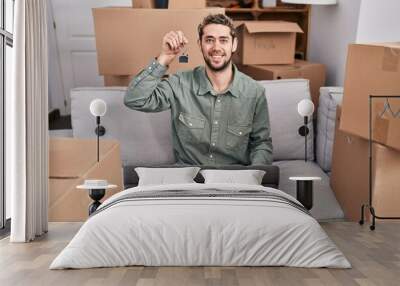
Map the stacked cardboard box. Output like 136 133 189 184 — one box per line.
330 43 400 222
237 60 325 106
93 1 222 86
233 21 325 105
49 138 123 222
93 0 321 90
339 43 400 150
234 21 303 65
331 107 400 222
168 0 206 9
132 0 155 8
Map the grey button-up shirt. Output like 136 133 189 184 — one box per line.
124 60 273 165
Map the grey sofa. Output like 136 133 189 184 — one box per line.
52 79 344 220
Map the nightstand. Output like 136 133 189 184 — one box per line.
289 177 321 210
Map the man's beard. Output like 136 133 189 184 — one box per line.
203 52 232 72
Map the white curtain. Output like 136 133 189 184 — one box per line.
8 0 49 242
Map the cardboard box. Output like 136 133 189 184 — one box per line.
49 138 124 222
234 21 303 65
104 75 135 87
93 7 224 76
132 0 155 8
237 60 325 106
340 43 400 151
330 107 400 221
169 0 206 8
372 100 400 151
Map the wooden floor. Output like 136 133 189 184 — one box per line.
0 221 399 286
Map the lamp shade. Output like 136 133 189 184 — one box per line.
281 0 337 4
89 99 107 117
297 99 314 117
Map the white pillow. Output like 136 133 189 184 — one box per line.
135 167 200 186
200 169 266 185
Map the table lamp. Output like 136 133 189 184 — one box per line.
297 99 314 162
89 99 107 162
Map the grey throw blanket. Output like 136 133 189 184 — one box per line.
91 189 310 217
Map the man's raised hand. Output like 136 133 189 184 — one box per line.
157 31 189 66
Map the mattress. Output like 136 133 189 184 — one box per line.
50 183 350 269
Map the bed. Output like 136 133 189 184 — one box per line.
50 182 350 269
50 81 349 269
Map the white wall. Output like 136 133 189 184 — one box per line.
356 0 400 43
47 0 131 115
308 0 400 87
308 0 361 86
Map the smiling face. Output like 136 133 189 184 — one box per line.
199 24 237 73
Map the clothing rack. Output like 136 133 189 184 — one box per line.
359 95 400 230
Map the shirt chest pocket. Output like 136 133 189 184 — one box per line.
225 124 252 150
178 113 206 142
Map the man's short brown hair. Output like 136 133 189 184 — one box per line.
198 14 236 41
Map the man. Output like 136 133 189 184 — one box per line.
124 14 272 165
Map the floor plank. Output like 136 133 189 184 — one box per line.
0 221 399 286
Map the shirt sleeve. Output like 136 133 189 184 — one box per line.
124 59 178 112
249 86 273 165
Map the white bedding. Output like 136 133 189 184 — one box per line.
50 183 350 269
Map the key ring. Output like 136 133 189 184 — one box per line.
178 46 189 63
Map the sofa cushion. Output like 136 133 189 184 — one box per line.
258 79 314 161
316 87 343 172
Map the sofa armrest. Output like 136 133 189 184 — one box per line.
316 87 343 172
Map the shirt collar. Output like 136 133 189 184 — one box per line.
197 65 241 98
